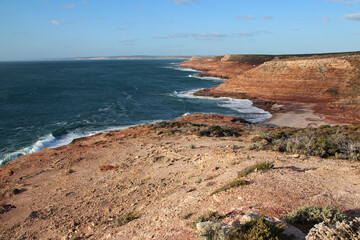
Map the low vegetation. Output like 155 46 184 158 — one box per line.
231 216 289 240
197 125 241 137
211 161 274 196
210 179 248 196
248 125 360 160
192 211 225 229
114 212 139 227
237 161 274 178
307 217 360 240
285 205 346 225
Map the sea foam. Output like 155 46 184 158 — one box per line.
188 74 225 81
173 89 271 123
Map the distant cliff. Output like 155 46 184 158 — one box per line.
180 52 360 123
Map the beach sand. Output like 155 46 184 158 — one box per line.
260 102 331 128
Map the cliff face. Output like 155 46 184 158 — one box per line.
180 56 255 78
180 53 360 123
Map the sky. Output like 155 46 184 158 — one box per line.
0 0 359 61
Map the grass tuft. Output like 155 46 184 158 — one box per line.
238 161 274 178
114 212 140 227
210 179 248 196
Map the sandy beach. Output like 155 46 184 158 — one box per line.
260 102 331 128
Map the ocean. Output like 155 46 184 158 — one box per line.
0 59 271 165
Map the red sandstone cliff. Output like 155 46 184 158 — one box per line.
180 53 360 123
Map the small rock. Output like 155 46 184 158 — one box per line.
229 220 240 228
212 167 220 171
99 165 118 171
293 154 300 158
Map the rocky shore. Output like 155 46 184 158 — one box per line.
180 52 360 125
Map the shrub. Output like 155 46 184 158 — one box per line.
285 206 346 225
231 216 289 240
306 218 360 240
248 125 360 160
192 211 225 229
210 179 248 196
197 125 240 137
237 161 274 178
324 88 339 96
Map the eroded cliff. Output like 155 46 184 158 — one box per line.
180 53 360 123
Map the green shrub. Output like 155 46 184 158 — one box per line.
324 88 339 96
248 125 360 160
238 161 274 178
192 211 225 229
231 216 289 240
210 179 248 196
197 125 240 137
285 206 346 225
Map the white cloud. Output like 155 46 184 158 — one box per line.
155 32 230 41
154 31 270 41
234 31 271 38
173 0 198 5
326 0 360 4
51 20 61 26
342 13 360 20
60 4 76 9
238 15 255 20
263 15 273 20
119 38 137 45
51 20 70 26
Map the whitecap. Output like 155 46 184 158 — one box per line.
172 89 272 123
188 75 225 81
169 67 201 72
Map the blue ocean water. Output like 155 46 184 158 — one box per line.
0 59 271 165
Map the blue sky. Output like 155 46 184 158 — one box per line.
0 0 359 61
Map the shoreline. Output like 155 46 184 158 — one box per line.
178 66 337 128
259 102 332 128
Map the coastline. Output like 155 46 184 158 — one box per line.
2 59 359 239
1 113 359 239
180 67 334 128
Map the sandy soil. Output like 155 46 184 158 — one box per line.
260 103 331 128
1 114 359 240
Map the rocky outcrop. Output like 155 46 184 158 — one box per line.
180 53 360 123
180 56 255 79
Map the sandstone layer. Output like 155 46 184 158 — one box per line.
1 114 360 239
180 53 360 123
